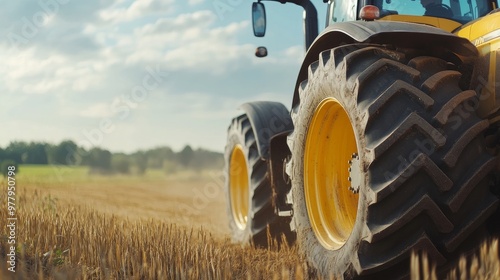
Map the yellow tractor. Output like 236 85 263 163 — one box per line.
224 0 500 278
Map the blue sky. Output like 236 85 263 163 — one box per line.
1 0 328 153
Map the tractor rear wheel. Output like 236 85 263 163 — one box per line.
286 44 499 278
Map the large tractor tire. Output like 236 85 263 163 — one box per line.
225 113 293 247
286 44 499 278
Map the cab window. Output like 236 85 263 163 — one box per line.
374 0 492 23
331 0 358 23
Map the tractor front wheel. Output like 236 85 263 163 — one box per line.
225 113 294 246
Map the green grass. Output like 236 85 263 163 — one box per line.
14 165 92 191
10 164 221 189
17 164 89 182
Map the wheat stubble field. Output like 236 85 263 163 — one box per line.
0 165 498 279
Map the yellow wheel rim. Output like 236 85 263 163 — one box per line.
229 145 249 230
304 98 359 250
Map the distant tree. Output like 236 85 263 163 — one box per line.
0 141 224 174
146 147 174 169
4 141 28 163
111 154 130 174
47 140 79 165
191 148 224 171
24 142 49 164
87 148 112 173
1 160 18 177
133 151 148 175
1 141 50 164
178 145 194 168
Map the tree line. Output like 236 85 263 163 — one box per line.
0 140 224 175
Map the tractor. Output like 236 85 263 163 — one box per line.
224 0 500 278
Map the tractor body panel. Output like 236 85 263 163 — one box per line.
380 15 462 31
456 10 500 119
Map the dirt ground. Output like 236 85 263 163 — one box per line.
18 169 231 237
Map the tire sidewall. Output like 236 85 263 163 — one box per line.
290 62 369 278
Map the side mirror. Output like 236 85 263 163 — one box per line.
252 2 266 37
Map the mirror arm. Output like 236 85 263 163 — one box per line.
299 0 318 50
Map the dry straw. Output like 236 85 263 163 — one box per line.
1 188 498 279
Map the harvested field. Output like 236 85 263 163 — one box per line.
0 165 498 279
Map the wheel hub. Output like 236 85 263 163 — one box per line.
348 153 361 194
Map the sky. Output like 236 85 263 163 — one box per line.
0 0 328 153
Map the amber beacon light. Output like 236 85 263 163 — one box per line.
360 5 380 21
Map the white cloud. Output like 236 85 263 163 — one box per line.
0 2 307 153
0 47 111 95
138 10 216 35
188 0 205 5
284 45 305 63
99 0 175 23
79 103 114 119
121 12 253 73
2 49 65 94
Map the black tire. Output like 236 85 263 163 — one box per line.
286 44 499 278
225 114 292 246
